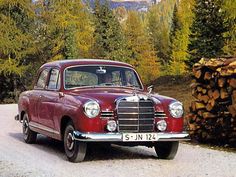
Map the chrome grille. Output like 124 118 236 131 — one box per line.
155 111 167 119
101 111 114 119
117 99 155 132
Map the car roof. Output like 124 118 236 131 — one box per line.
41 59 133 69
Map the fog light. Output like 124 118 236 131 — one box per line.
107 120 117 132
156 120 167 131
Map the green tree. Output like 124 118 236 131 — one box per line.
222 0 236 56
34 0 94 62
188 0 225 66
147 0 176 65
0 0 35 76
169 0 195 75
124 11 159 84
169 3 181 45
0 0 36 102
92 0 129 62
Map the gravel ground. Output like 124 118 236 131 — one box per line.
0 104 236 177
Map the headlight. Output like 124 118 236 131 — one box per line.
83 100 100 118
169 101 183 118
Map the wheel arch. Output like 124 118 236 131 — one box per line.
60 115 73 139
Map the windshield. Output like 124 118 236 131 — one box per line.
64 65 142 89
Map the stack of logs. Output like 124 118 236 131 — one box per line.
187 57 236 145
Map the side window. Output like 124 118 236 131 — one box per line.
48 69 60 90
36 69 49 89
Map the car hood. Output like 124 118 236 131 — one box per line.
69 88 176 111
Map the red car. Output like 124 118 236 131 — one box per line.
15 59 190 162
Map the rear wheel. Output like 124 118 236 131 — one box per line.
64 122 87 162
22 113 37 144
154 141 179 160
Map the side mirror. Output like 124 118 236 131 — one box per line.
147 85 153 94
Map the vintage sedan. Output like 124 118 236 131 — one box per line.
15 59 190 162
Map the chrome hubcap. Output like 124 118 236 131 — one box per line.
66 132 75 151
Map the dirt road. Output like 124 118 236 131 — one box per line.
0 104 235 177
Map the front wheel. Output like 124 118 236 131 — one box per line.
64 122 87 162
154 141 179 160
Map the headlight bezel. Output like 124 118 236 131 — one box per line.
169 101 183 118
83 100 100 118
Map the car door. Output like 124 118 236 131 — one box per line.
37 68 61 130
29 68 50 123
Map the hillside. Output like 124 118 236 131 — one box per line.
87 0 161 11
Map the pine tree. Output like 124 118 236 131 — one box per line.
34 0 94 62
92 0 129 62
147 0 176 65
170 3 181 45
0 0 35 76
124 11 159 84
0 0 36 102
188 0 225 66
169 0 195 75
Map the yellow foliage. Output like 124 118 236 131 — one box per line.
0 0 36 76
170 0 195 74
124 11 160 84
0 58 28 77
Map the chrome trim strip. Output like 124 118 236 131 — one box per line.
138 124 154 126
100 111 114 119
73 131 191 142
119 124 139 127
29 122 60 135
155 117 168 119
119 118 139 120
155 113 166 116
118 107 153 109
118 112 154 115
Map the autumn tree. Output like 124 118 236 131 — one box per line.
0 0 35 76
147 0 176 66
92 0 129 62
0 0 36 102
124 11 159 84
169 0 195 75
222 0 236 57
188 0 225 66
34 0 94 62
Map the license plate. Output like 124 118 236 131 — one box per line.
122 133 159 142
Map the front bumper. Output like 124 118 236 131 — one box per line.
73 131 190 142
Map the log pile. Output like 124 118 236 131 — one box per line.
187 58 236 146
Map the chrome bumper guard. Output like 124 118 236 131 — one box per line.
73 131 190 142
